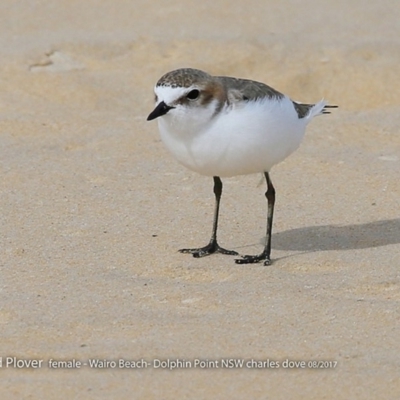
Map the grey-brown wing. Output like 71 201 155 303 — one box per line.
292 102 314 118
216 76 284 102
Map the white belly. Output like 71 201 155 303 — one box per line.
158 96 308 177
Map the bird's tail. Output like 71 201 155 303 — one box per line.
292 100 338 120
307 99 338 119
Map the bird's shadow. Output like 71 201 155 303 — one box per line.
271 218 400 253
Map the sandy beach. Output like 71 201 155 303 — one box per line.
1 1 399 398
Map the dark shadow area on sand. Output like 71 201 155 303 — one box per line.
272 219 400 252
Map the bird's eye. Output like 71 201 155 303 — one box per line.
186 89 200 100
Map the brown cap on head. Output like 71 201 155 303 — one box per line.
156 68 213 88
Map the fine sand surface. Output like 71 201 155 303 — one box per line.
1 1 399 398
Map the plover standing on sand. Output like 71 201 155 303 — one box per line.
147 68 336 265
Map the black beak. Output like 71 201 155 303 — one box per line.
147 101 174 121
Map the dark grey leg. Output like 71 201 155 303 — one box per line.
236 172 275 265
179 176 238 258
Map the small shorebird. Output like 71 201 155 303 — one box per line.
147 68 336 265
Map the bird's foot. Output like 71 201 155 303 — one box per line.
179 241 238 258
235 253 271 266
